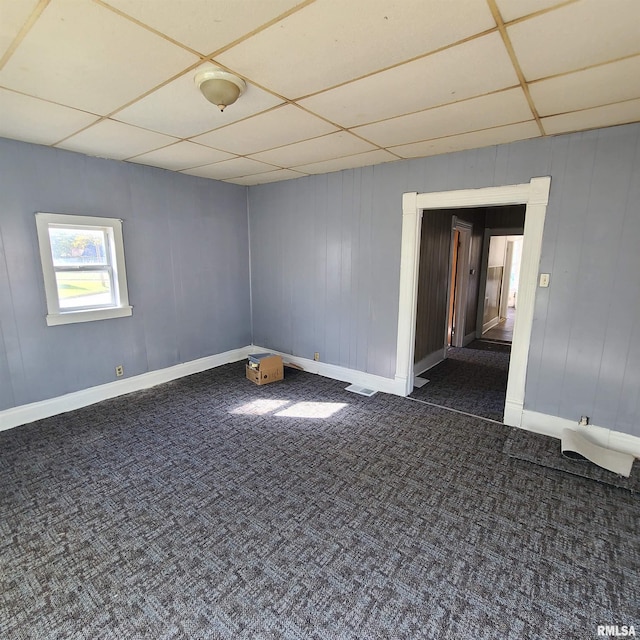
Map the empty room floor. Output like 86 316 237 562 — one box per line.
1 362 638 639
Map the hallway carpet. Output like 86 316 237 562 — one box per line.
411 343 510 421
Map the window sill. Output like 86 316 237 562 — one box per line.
46 306 133 326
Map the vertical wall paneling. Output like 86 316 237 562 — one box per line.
313 175 329 364
355 167 373 373
249 165 407 380
466 218 485 336
324 173 342 366
595 138 640 428
4 122 639 439
558 129 640 426
338 171 354 368
0 229 18 409
606 134 640 431
455 208 485 339
413 207 486 365
414 210 451 365
0 138 250 411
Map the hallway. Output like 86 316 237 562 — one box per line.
482 307 515 343
411 341 511 422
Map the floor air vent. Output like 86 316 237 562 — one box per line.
345 384 377 397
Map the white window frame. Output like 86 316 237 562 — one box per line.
35 212 133 326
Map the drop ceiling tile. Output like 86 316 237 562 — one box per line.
299 33 518 128
249 132 377 167
391 121 541 158
181 157 278 180
128 141 234 171
295 150 398 175
494 0 565 22
56 119 178 160
225 169 306 185
530 56 640 117
0 0 198 115
216 0 496 98
113 63 283 139
0 0 40 59
507 0 640 81
192 104 338 155
102 0 304 55
0 89 99 145
353 88 532 148
541 99 640 135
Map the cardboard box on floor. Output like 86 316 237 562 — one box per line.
246 354 283 385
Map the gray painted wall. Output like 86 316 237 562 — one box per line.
248 123 640 438
0 138 251 411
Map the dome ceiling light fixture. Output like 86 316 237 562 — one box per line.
194 68 246 112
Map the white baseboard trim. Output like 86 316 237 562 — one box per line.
8 346 636 460
520 409 640 459
483 317 500 333
462 331 476 347
0 346 252 432
252 345 406 396
503 399 523 427
413 349 445 377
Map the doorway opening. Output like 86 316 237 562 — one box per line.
480 234 524 344
411 207 525 421
395 178 551 427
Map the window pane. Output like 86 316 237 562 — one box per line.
55 270 114 309
48 227 108 266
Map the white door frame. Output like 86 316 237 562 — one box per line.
394 177 551 427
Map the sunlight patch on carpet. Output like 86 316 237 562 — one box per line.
275 401 347 419
230 399 291 415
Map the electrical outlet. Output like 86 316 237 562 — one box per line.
314 352 320 362
115 365 124 377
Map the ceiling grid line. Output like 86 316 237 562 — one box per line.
285 26 502 104
485 0 546 136
0 0 50 71
93 0 206 58
0 0 638 184
203 0 318 60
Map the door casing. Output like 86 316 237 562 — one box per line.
395 177 551 427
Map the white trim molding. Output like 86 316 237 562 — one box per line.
414 349 445 377
35 212 132 326
394 192 421 395
0 345 409 433
4 340 637 461
521 410 640 459
396 177 552 431
253 345 406 396
0 346 252 432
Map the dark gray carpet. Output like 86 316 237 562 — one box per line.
411 343 510 421
466 339 512 353
1 362 638 639
503 427 640 493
